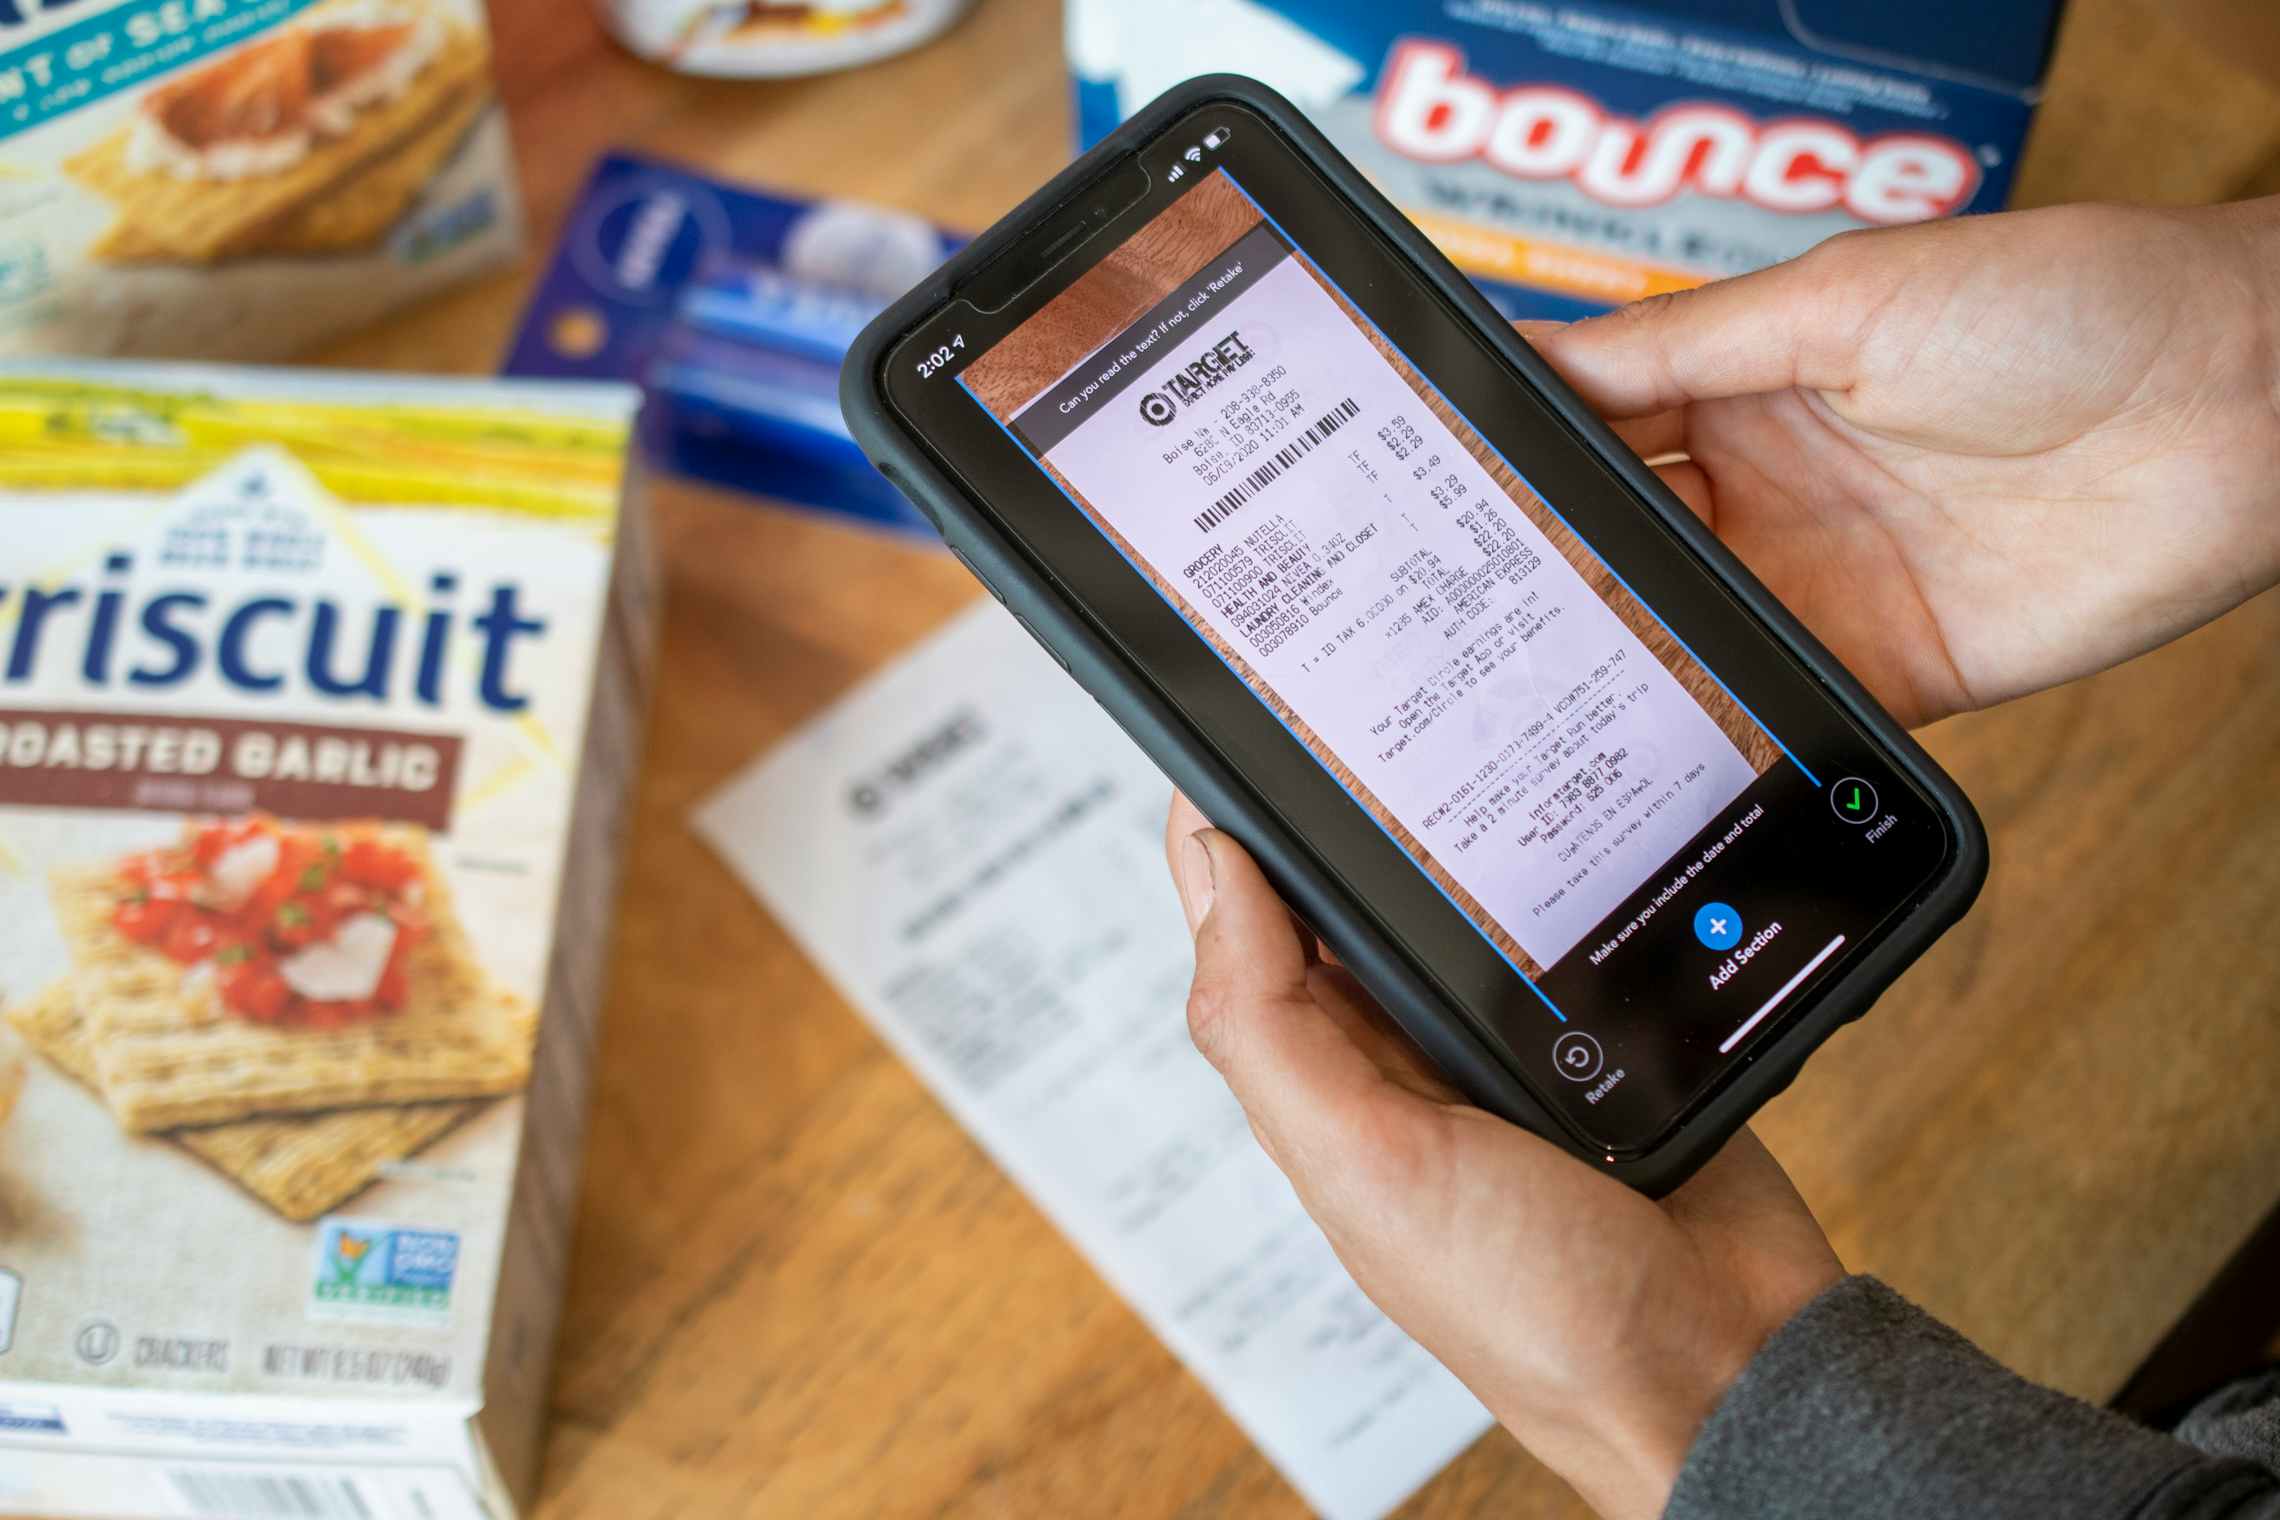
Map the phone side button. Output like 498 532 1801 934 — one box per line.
1013 615 1071 674
946 543 1004 603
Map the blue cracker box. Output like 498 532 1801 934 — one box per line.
1068 0 2066 320
504 153 962 533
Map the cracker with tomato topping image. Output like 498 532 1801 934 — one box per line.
50 821 535 1133
7 980 476 1220
65 3 491 267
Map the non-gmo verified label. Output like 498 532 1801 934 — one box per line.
309 1220 458 1327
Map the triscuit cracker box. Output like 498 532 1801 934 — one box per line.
1070 0 2065 320
0 0 521 358
0 362 653 1520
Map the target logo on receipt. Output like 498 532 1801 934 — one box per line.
1137 330 1256 424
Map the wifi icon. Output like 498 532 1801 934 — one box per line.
1184 146 1204 163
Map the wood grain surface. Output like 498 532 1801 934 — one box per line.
300 1 2280 1515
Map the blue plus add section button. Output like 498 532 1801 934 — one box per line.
1694 902 1743 951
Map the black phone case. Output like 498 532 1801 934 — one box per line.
839 74 1987 1196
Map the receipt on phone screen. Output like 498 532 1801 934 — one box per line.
1036 241 1755 968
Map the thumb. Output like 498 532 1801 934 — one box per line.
1533 230 1905 417
1178 828 1416 1177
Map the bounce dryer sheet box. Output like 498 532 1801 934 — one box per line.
504 151 961 534
0 0 521 360
0 362 654 1520
1068 0 2065 319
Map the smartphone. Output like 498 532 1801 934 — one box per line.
840 76 1986 1194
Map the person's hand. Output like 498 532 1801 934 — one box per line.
1167 795 1843 1520
1530 197 2280 728
1162 201 2280 1517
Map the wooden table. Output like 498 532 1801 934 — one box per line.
320 2 2280 1513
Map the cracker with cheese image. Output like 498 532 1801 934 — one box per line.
7 980 475 1220
49 817 536 1133
66 0 494 266
259 85 491 256
93 84 492 263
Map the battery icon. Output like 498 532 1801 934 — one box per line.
1202 128 1232 150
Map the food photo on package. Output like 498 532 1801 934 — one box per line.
0 362 652 1519
0 0 522 359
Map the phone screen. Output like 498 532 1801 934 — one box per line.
884 103 1961 1156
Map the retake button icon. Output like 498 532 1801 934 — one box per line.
1552 1031 1604 1082
1694 902 1742 951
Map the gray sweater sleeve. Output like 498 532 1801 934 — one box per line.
1664 1276 2280 1520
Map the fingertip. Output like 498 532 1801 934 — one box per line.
1177 828 1216 935
1189 829 1285 953
1185 828 1304 969
1164 791 1211 895
1529 309 1665 416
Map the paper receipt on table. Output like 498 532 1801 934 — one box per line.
695 601 1492 1520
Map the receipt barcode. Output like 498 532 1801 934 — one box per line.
171 1470 379 1518
1194 396 1359 532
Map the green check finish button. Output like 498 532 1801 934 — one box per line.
1830 777 1879 825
